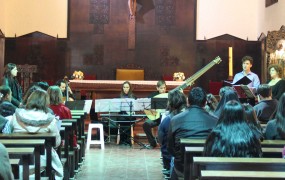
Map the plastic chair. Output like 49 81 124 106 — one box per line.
86 123 105 149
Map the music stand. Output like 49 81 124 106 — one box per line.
233 85 256 106
151 98 168 109
65 100 85 110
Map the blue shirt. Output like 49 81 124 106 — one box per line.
233 71 260 90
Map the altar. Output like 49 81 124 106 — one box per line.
69 80 188 99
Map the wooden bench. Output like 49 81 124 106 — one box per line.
7 147 34 180
0 133 56 179
193 157 285 179
200 170 285 179
184 147 283 180
0 139 45 180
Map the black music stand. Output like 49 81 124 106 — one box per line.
233 85 255 106
65 100 85 110
151 98 168 109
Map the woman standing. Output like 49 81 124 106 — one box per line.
2 63 22 107
267 64 285 100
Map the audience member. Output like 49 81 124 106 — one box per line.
204 93 218 115
0 85 17 117
204 100 262 157
214 89 239 118
232 56 260 91
254 84 278 123
1 63 22 107
10 89 63 179
267 64 285 100
265 93 285 140
243 103 263 140
0 143 14 180
143 80 167 149
158 90 187 177
167 87 218 179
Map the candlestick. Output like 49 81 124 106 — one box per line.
229 47 233 80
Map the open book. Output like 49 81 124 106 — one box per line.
224 76 252 86
233 85 255 99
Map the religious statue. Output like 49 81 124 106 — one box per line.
269 39 285 77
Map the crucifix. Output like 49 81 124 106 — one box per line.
128 0 137 49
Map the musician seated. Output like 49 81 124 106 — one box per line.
56 79 75 101
117 81 136 146
143 80 167 149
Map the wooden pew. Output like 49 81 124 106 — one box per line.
200 170 285 179
193 157 285 179
0 133 56 179
61 122 76 178
10 159 20 179
184 147 283 180
0 139 45 180
7 147 34 180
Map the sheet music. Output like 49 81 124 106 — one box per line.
134 98 151 111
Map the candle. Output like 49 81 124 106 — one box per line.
229 47 233 77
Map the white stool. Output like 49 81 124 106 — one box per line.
86 123 105 150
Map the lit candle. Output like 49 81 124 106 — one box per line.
229 47 233 78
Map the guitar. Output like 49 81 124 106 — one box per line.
145 56 222 120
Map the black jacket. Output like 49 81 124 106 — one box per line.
167 105 218 173
2 77 22 107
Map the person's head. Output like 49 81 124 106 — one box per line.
0 85 12 102
22 85 43 106
4 63 18 78
243 103 259 127
206 93 218 111
218 100 245 125
268 64 283 79
188 87 207 107
156 80 166 94
47 86 63 105
167 90 187 115
35 81 50 91
256 84 272 99
26 89 49 113
122 81 131 95
241 56 253 72
55 80 66 92
219 86 234 98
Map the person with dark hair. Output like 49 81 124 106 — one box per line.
1 63 23 107
267 64 285 100
254 84 278 123
265 93 285 140
158 90 187 177
167 87 218 179
143 80 167 149
10 89 63 179
232 56 260 90
55 79 75 101
214 89 240 118
204 93 218 115
243 103 263 140
119 81 136 99
218 86 234 98
0 85 17 117
204 100 262 157
34 81 50 91
0 143 14 180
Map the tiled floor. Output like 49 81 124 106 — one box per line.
76 143 165 180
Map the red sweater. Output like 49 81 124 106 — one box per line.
50 103 72 119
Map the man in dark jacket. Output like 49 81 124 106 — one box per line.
167 87 218 179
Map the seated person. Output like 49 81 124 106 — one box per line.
56 79 75 101
0 85 17 117
267 64 285 100
0 143 14 179
143 80 167 149
48 86 78 148
244 103 263 140
204 100 262 157
9 89 63 179
254 84 278 123
117 81 136 146
265 93 285 140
